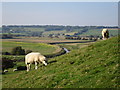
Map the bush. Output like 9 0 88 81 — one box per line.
2 57 14 71
2 55 25 62
11 46 25 55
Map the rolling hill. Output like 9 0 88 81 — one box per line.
2 36 119 88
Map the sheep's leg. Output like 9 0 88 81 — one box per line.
35 61 38 69
27 63 30 72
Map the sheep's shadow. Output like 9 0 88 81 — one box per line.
48 60 57 64
14 61 57 71
16 66 27 70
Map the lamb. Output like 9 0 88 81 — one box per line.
25 52 47 72
102 29 109 40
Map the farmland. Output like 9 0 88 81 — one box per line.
2 36 96 53
2 40 61 55
2 36 119 88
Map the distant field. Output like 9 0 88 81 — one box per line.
43 30 66 36
80 29 118 36
24 27 45 32
42 28 118 36
1 26 119 37
1 37 95 55
1 37 88 43
2 40 61 55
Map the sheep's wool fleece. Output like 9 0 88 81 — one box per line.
25 52 45 64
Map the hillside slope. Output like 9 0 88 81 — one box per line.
2 36 119 88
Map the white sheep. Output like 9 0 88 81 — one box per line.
25 52 47 72
4 70 8 73
13 69 18 72
102 29 109 40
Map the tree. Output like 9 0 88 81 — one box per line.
11 46 25 55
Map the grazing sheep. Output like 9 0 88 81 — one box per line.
4 70 8 73
102 29 109 40
25 52 47 72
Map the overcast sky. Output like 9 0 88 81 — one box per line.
1 1 119 26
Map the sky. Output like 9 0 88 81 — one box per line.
1 0 120 2
1 1 119 26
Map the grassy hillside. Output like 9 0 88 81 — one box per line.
2 36 119 88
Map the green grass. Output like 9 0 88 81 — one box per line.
2 41 61 55
2 36 119 88
43 30 66 36
59 41 96 51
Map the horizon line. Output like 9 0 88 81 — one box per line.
1 24 118 27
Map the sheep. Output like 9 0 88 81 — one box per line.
102 29 109 40
13 69 18 72
25 52 47 72
4 69 8 73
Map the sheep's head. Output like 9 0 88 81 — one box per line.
43 58 47 66
43 61 47 66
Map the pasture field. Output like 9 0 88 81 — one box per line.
2 37 95 53
2 40 61 55
24 27 45 32
43 30 66 36
2 36 119 88
28 27 119 37
23 27 119 37
1 37 92 44
2 26 119 38
80 29 119 36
